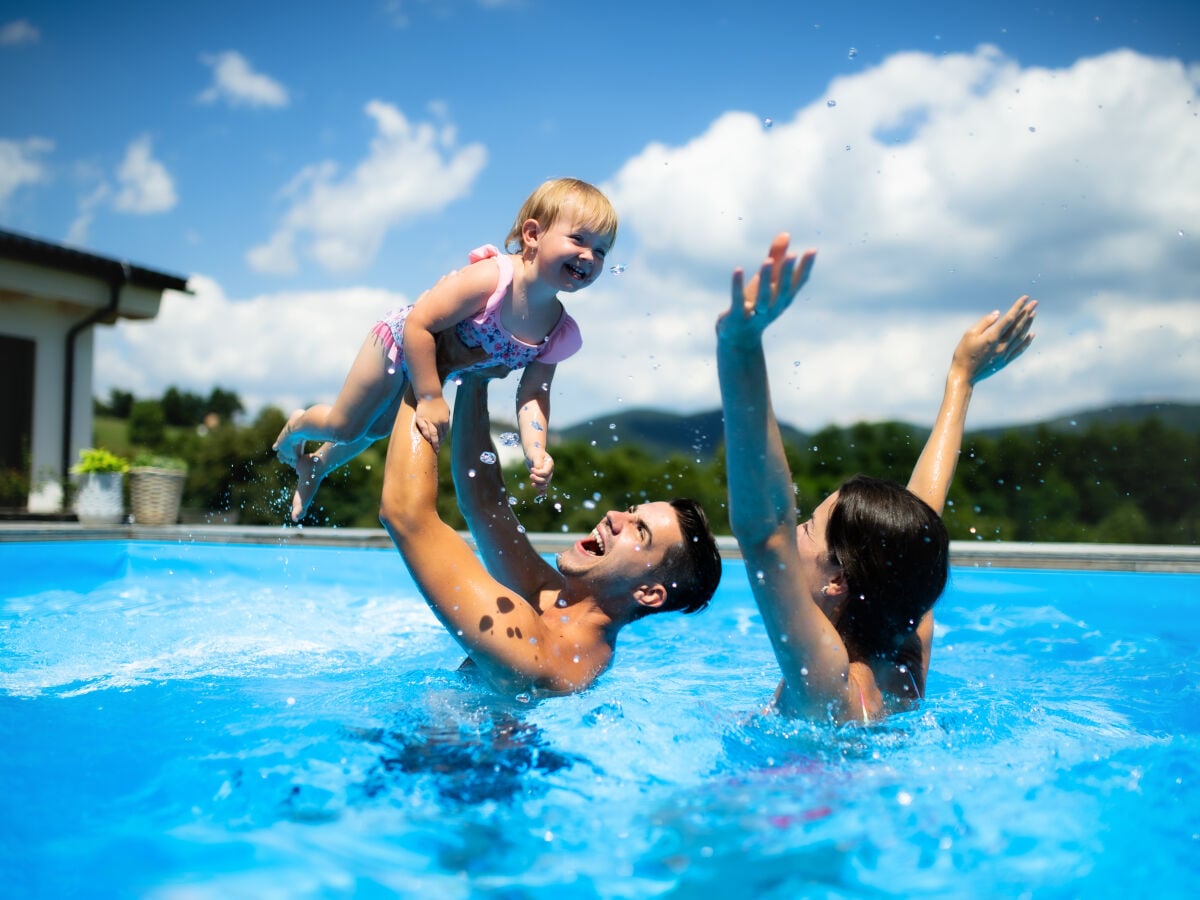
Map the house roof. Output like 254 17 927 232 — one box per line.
0 227 190 293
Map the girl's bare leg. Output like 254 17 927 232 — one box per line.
273 331 400 468
289 386 406 522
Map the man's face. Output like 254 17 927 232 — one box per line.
557 502 683 588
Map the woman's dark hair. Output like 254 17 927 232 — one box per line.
825 474 949 661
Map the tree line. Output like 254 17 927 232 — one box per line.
83 387 1198 544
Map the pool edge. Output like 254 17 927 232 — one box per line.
1 522 1197 572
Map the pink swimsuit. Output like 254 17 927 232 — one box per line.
372 245 582 378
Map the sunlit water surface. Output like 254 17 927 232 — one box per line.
1 540 1197 898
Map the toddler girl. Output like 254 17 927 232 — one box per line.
273 177 617 522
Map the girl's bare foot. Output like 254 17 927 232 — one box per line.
291 451 327 522
273 409 307 469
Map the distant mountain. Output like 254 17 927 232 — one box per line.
554 401 1200 460
557 408 807 460
974 401 1200 438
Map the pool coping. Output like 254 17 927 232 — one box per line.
1 522 1197 572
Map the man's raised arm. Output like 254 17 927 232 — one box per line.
450 374 560 601
378 390 565 692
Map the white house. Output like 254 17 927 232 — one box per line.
0 228 189 514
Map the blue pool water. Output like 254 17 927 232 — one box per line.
1 539 1197 898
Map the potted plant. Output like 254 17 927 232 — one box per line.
129 453 189 525
71 448 129 525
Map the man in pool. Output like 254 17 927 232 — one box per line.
378 366 723 696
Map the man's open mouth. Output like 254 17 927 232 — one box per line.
579 528 606 556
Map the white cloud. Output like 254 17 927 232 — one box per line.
0 137 52 207
587 46 1200 430
65 182 110 245
247 100 487 275
198 50 289 109
99 48 1200 436
0 18 39 46
113 135 177 214
95 275 413 417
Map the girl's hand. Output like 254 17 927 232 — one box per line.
952 295 1037 385
717 232 816 346
526 451 554 492
415 396 451 452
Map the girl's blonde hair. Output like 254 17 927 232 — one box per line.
504 178 618 253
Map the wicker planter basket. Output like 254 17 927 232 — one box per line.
129 467 186 525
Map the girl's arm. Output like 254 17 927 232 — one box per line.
905 295 1037 679
516 361 556 491
402 260 500 452
718 235 858 721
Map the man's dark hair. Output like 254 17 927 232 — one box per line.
651 498 722 617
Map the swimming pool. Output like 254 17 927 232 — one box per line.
2 538 1197 898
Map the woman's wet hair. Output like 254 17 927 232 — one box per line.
504 177 619 253
642 498 722 618
825 474 949 660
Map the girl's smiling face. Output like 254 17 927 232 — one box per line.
524 199 613 291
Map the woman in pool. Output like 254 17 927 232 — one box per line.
718 233 1035 723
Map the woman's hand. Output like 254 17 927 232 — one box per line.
952 295 1037 385
717 232 816 346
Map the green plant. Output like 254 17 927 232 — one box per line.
70 448 129 475
131 452 188 473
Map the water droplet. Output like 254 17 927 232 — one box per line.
507 496 518 506
498 432 520 447
530 421 544 431
479 451 497 464
847 47 858 60
515 692 532 704
534 493 547 504
845 144 852 151
1028 125 1037 133
583 499 596 510
609 263 627 275
467 468 477 478
762 117 773 129
387 366 396 375
1179 230 1186 238
826 99 837 108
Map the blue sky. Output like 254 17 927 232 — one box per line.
2 0 1198 432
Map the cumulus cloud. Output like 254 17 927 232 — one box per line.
0 18 39 46
99 48 1199 434
198 50 289 108
95 275 413 417
576 46 1200 430
247 100 487 275
0 137 52 207
112 134 177 214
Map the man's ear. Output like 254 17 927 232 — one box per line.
633 583 668 611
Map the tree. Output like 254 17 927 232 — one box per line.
128 399 166 447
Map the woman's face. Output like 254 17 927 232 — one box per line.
795 491 844 620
